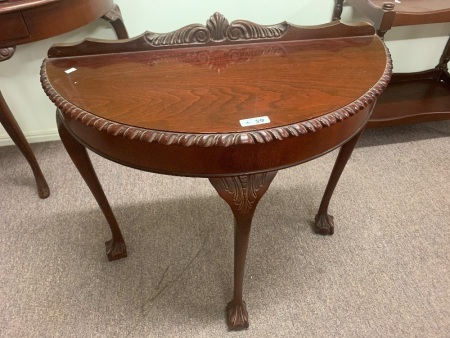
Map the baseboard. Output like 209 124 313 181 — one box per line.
0 129 60 147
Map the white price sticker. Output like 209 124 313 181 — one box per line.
239 116 270 127
65 67 77 74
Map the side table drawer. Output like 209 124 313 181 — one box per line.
0 12 29 43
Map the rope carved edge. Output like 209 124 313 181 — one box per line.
40 45 392 148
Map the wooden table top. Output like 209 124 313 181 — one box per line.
41 15 391 176
43 38 387 135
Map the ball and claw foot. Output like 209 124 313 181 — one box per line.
105 239 127 261
226 300 249 330
314 213 334 235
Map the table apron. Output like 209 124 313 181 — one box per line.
59 104 373 177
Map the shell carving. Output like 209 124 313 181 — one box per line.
146 24 210 46
145 12 288 46
207 12 230 41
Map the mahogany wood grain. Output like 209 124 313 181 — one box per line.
43 39 388 175
41 14 391 330
45 40 385 135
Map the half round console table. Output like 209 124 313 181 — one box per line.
0 0 128 198
41 13 391 330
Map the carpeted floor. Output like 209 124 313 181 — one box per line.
1 121 449 337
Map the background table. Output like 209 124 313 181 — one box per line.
333 0 450 127
41 13 391 330
0 0 128 198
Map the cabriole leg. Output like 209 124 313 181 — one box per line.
57 111 126 261
0 90 49 199
314 129 364 235
209 171 277 330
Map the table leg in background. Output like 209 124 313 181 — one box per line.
332 0 344 20
0 90 50 199
314 129 364 235
102 4 129 39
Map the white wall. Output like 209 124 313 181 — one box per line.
1 0 449 146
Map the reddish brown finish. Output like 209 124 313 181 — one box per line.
334 0 450 28
0 0 128 198
0 91 49 198
333 0 450 127
0 11 29 42
0 0 121 47
42 40 389 175
57 113 126 260
315 128 364 235
41 14 391 330
210 172 277 329
45 41 385 134
370 0 450 26
369 69 450 127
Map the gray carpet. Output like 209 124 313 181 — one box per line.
1 122 449 337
